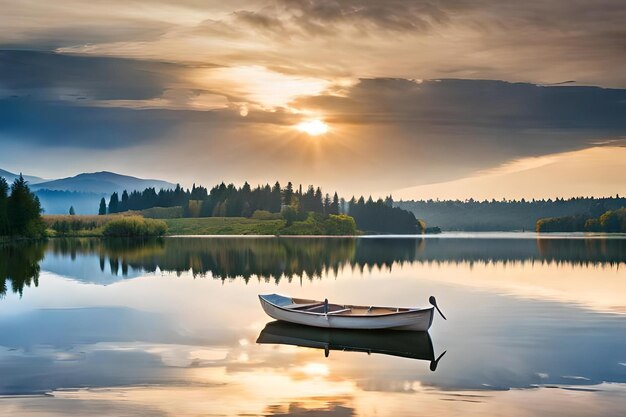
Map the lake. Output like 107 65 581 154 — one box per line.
1 235 625 416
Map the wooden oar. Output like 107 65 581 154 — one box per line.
430 350 447 372
429 296 447 320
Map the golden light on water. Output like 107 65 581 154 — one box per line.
299 362 330 377
296 119 329 136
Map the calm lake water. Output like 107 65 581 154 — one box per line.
1 235 625 416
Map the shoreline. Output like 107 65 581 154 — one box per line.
3 231 623 242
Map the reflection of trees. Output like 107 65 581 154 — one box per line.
46 238 359 282
48 238 166 276
0 241 46 297
126 238 358 282
352 238 422 271
410 238 626 266
40 237 626 284
4 237 622 297
536 238 626 266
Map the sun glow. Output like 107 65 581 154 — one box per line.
296 119 329 136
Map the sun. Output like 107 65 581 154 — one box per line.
296 119 329 136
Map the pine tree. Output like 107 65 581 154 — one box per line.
108 192 119 214
323 193 331 214
283 182 294 206
271 181 282 212
330 192 340 215
314 187 324 213
7 175 45 237
98 198 107 215
0 177 8 235
69 206 75 215
120 190 129 212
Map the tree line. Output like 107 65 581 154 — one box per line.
102 182 423 234
397 196 626 231
537 207 626 233
0 175 46 238
348 196 423 234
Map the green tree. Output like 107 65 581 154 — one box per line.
108 192 119 214
283 182 294 205
599 209 625 233
282 206 298 226
324 214 357 235
7 175 45 237
98 198 107 215
69 206 76 215
314 187 324 213
330 192 340 215
0 177 8 235
271 181 282 212
120 190 129 212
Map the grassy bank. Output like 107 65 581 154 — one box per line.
165 214 358 236
164 217 285 235
44 214 167 237
44 214 120 236
42 214 359 237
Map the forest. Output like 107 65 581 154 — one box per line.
397 197 626 231
0 175 46 239
537 207 626 233
103 182 423 234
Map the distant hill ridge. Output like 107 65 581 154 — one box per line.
0 168 45 185
31 171 176 194
0 169 176 214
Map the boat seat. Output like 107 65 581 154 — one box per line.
327 308 351 315
285 302 322 310
305 304 349 314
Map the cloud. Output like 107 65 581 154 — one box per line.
0 51 298 150
294 78 626 131
43 0 624 88
287 78 626 189
277 0 451 32
0 0 625 195
232 10 286 32
0 50 182 101
393 146 626 200
1 51 625 194
0 97 180 149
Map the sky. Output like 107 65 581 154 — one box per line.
0 0 625 199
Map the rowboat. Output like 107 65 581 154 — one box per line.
257 320 447 370
258 294 446 331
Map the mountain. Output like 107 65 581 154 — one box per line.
0 168 45 185
0 169 176 214
31 171 176 194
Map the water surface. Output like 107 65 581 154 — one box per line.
0 235 625 416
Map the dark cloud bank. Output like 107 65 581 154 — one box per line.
0 50 625 183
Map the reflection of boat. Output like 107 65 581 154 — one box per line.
257 321 446 371
259 294 445 331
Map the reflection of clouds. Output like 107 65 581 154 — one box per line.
2 244 626 403
415 261 626 314
2 382 625 417
83 342 230 367
0 299 624 414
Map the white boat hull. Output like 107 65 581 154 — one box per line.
259 295 435 331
